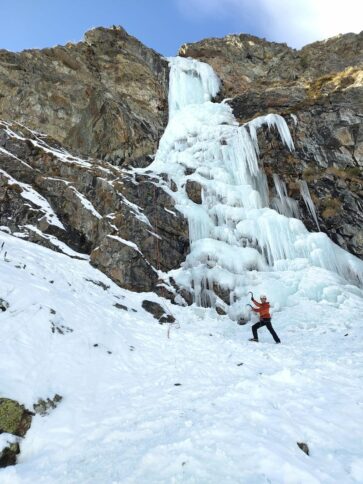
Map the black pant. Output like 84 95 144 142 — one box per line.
252 318 280 343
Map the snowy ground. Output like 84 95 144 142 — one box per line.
1 231 363 483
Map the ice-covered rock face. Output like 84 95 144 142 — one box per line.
137 57 363 316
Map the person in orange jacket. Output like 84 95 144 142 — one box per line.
248 293 281 343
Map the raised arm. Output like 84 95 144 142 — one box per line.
252 298 262 307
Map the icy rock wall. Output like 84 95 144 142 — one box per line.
141 57 363 312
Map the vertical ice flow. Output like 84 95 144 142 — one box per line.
142 56 363 313
299 180 321 231
272 174 300 219
168 57 220 119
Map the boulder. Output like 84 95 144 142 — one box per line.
0 442 20 468
0 299 9 312
297 442 310 456
0 398 32 437
142 300 175 323
185 180 203 204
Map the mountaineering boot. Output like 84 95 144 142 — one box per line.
249 338 258 342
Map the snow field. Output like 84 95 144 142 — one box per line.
1 231 363 483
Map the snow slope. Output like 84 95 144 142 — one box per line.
1 230 363 483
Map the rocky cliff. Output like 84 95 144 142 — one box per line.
0 121 188 294
0 26 169 166
0 27 362 300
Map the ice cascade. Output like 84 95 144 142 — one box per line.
168 56 220 119
140 57 363 314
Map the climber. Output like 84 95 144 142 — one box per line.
248 292 281 344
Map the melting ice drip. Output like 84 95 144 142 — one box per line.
144 57 363 312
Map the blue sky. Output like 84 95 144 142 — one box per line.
0 0 361 55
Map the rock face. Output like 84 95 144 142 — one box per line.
179 32 363 98
0 26 168 165
0 121 189 294
0 26 189 296
180 32 363 258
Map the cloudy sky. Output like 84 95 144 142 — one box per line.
0 0 362 54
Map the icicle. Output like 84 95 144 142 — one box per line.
247 114 295 152
299 180 320 231
290 113 298 126
272 174 300 219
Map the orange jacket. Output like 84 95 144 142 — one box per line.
251 299 271 319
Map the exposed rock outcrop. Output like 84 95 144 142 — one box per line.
0 441 20 468
179 32 363 98
0 395 63 468
0 26 168 165
33 394 63 416
185 179 203 204
0 398 32 437
0 121 189 293
141 300 176 323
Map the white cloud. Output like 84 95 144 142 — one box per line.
176 0 363 47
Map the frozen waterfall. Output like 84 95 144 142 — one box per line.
168 56 220 120
138 56 363 315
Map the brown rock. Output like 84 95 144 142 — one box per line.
0 398 33 437
297 442 310 456
0 442 20 468
185 179 203 204
0 26 168 164
179 32 363 99
90 235 158 292
141 300 175 323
